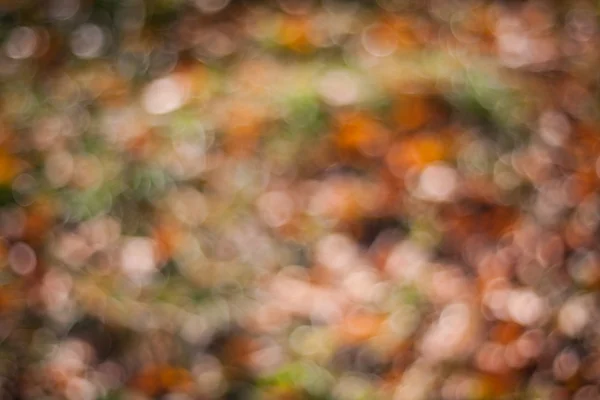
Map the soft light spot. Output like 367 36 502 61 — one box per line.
417 163 457 202
4 27 38 59
385 241 429 283
169 187 208 227
315 234 357 271
483 286 510 320
65 377 97 400
49 0 80 20
8 242 36 275
558 295 591 337
181 315 210 344
361 23 398 57
421 303 473 361
45 151 74 188
516 329 544 359
194 0 230 13
71 23 106 59
318 70 360 106
394 361 436 400
475 341 508 373
192 355 225 396
142 76 187 115
553 348 580 381
343 269 379 303
41 269 73 312
539 110 570 147
120 237 157 283
507 289 546 326
257 190 294 228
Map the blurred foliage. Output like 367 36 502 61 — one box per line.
0 0 600 399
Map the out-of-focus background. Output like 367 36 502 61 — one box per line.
0 0 599 399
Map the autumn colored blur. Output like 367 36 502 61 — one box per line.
0 0 600 399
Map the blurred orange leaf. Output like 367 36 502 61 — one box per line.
278 16 313 53
0 150 21 184
334 112 389 158
130 365 194 396
337 313 386 344
386 135 447 174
